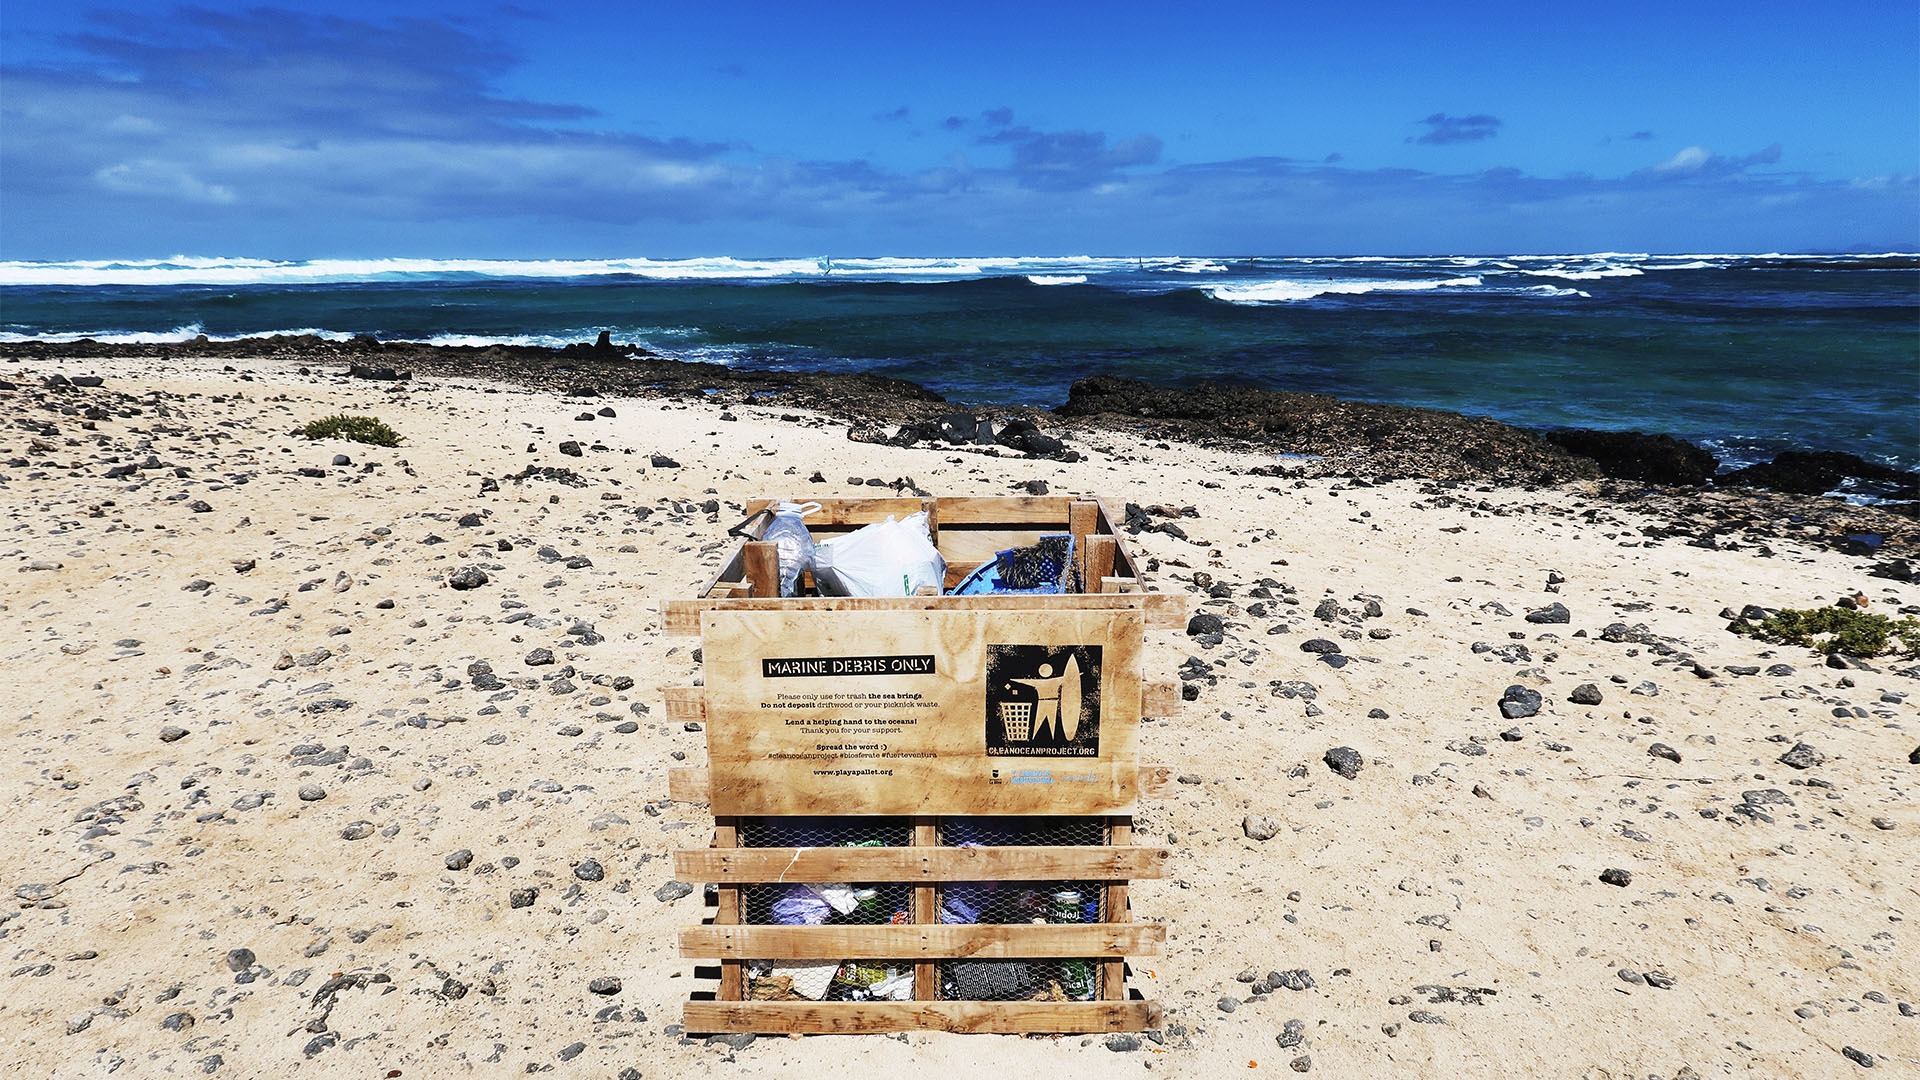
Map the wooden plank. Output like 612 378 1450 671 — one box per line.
700 609 1143 817
1085 535 1118 593
743 497 1076 527
1103 817 1132 1001
912 816 938 1001
662 592 1183 634
743 541 781 599
1139 764 1172 798
668 764 1175 804
1142 681 1178 718
744 497 929 526
673 845 1172 882
663 686 706 722
942 560 985 589
714 818 742 1000
678 922 1164 960
1095 497 1143 579
699 546 747 597
1068 500 1098 591
1100 576 1141 594
683 999 1162 1035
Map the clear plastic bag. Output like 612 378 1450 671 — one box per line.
760 501 821 597
811 511 946 597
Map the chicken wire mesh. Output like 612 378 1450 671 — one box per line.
724 815 1117 1003
940 958 1103 1002
735 816 914 927
940 816 1109 846
745 958 918 1002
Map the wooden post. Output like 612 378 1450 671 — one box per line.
1085 535 1117 592
1103 816 1131 1001
715 817 743 1001
743 541 781 599
1068 500 1098 592
913 816 940 1001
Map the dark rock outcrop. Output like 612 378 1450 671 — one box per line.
1719 450 1918 500
1540 428 1716 486
1057 375 1598 483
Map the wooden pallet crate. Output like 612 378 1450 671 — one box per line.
666 496 1176 1035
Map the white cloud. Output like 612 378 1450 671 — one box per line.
1653 146 1713 175
94 160 238 204
105 114 164 135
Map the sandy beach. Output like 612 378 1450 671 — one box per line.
0 353 1913 1079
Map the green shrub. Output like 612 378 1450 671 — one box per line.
300 414 403 447
1732 605 1920 659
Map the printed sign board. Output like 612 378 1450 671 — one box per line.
699 608 1143 815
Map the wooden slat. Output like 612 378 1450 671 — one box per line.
674 845 1171 882
683 999 1161 1035
1142 681 1178 718
668 764 1175 803
1103 817 1132 1001
668 766 712 803
714 818 742 1000
744 497 931 526
699 546 747 597
743 541 780 599
943 560 985 589
663 686 706 722
679 922 1163 960
1139 764 1171 798
1095 497 1142 579
1100 576 1142 594
912 816 938 1001
1068 500 1098 591
1085 535 1118 592
662 592 1184 634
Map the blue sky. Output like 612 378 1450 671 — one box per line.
2 1 1915 258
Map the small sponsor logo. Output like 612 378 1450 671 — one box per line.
1009 769 1053 785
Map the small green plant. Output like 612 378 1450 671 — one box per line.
1732 605 1920 659
300 414 403 447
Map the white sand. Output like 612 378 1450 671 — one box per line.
0 354 1912 1078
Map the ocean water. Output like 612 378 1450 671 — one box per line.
2 253 1915 471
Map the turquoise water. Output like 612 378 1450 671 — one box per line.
2 253 1915 469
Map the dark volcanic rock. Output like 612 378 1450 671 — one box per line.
447 566 489 590
1499 685 1543 719
1187 613 1224 637
1324 746 1363 778
1568 683 1604 705
1057 375 1598 483
1599 867 1632 887
347 364 409 381
1540 428 1716 486
1721 450 1919 500
1778 742 1825 769
1524 603 1571 625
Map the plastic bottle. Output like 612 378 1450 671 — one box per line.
760 501 820 597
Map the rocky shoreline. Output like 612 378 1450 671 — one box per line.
5 333 1915 562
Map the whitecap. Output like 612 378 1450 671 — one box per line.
1204 276 1482 304
1027 275 1087 286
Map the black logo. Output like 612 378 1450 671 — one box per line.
985 644 1101 757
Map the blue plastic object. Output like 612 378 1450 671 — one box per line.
949 533 1076 595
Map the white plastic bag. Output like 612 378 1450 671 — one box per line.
811 511 946 597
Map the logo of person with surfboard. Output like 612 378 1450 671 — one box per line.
984 644 1101 757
